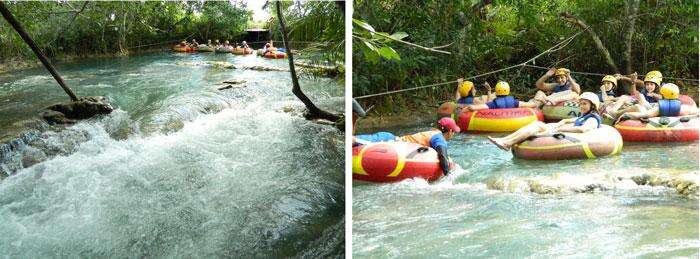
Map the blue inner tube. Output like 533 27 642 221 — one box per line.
277 48 286 53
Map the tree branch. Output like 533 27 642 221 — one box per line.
560 12 618 73
275 1 340 122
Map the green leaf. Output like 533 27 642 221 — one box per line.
362 40 377 52
389 31 408 41
353 18 375 33
378 46 400 61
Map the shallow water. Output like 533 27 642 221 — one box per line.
0 52 344 257
353 125 698 258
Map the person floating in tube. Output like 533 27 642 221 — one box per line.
463 81 539 111
487 92 602 151
617 83 698 122
531 67 581 107
454 79 494 106
353 117 460 175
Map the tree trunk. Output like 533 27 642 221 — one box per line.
623 0 640 74
275 2 340 122
560 12 618 73
0 1 79 101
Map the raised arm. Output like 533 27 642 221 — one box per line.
536 68 557 91
455 78 463 101
568 74 581 94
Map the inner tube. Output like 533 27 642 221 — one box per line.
542 100 581 122
256 49 265 56
353 142 445 183
172 46 192 52
264 51 287 59
232 47 253 55
215 46 233 53
615 116 699 142
512 124 623 160
457 107 544 132
197 45 214 52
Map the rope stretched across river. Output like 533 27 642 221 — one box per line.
355 30 698 99
354 31 582 100
523 64 699 83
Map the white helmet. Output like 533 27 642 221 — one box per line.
578 92 600 111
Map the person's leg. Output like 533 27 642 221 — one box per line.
546 90 579 104
492 121 548 146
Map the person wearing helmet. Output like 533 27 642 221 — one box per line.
353 118 460 175
532 67 581 106
214 39 221 48
598 75 618 102
264 40 277 54
487 92 602 151
617 83 698 121
242 41 249 49
617 71 663 106
454 79 494 106
464 81 538 111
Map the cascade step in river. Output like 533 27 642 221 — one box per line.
353 124 698 258
0 52 344 257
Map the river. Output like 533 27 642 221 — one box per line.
0 51 344 257
353 124 698 258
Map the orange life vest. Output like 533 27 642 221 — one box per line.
397 130 441 147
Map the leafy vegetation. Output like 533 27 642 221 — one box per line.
0 1 251 61
268 1 345 64
353 0 698 112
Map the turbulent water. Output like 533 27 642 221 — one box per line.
0 52 344 257
353 124 699 258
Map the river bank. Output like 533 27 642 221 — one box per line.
0 46 168 74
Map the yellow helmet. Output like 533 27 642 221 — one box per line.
645 70 663 79
644 71 663 86
458 81 474 98
578 92 600 111
555 68 570 77
602 75 617 87
495 81 510 96
659 83 679 99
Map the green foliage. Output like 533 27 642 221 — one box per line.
353 18 404 63
353 0 699 110
0 1 251 61
268 1 345 64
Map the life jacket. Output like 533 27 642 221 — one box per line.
598 90 616 102
573 113 601 128
457 96 474 105
658 99 682 117
492 96 518 109
639 89 658 103
553 81 571 93
398 130 442 147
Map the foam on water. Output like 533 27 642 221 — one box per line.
0 52 344 257
354 124 698 258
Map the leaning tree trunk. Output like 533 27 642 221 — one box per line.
275 1 340 122
622 0 641 74
560 12 619 73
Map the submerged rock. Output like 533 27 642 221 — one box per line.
485 170 698 199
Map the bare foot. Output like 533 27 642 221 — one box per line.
487 136 510 151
